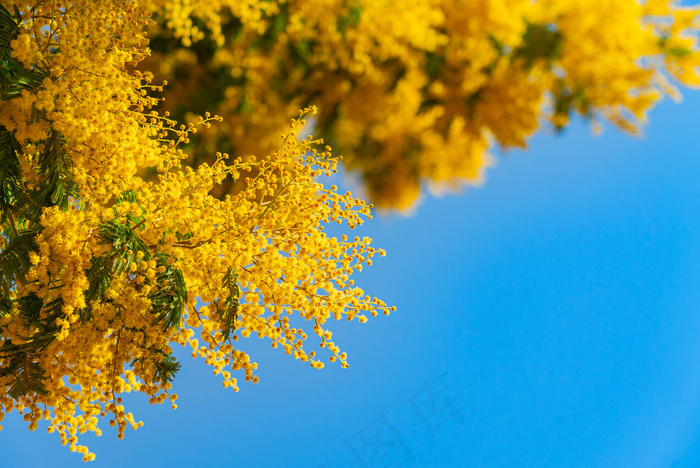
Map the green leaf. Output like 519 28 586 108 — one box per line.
15 293 62 352
131 348 181 385
149 254 187 331
425 52 444 79
99 218 151 276
552 80 591 130
0 292 63 397
0 291 12 318
153 351 181 384
0 5 50 100
0 129 25 225
14 130 79 224
0 229 39 293
512 22 563 70
1 353 49 398
337 6 361 37
218 267 240 340
80 257 112 322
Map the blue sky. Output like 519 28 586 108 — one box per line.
4 88 700 467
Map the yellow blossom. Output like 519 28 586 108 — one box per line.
0 1 388 460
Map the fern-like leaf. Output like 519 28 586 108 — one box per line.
0 229 38 293
218 267 240 341
149 254 187 331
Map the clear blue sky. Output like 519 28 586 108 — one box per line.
4 90 700 467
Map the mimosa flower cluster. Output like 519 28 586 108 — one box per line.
144 0 700 208
0 0 389 461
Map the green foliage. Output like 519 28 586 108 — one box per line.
0 291 12 320
148 253 187 331
0 126 24 220
80 257 111 322
659 35 694 58
0 229 38 292
97 210 188 331
337 6 362 38
512 22 564 69
1 353 48 398
131 348 181 386
152 350 181 384
17 131 78 223
217 267 240 341
552 80 592 131
0 4 50 100
425 51 444 80
99 217 150 276
0 293 63 397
